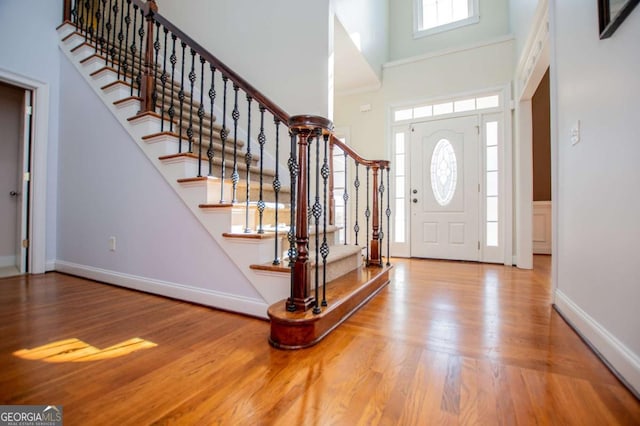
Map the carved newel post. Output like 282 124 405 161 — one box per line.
140 0 158 113
287 115 334 312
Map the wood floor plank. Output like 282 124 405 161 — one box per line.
0 256 638 425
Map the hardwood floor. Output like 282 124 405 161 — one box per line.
0 256 638 425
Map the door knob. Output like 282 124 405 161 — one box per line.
412 198 418 203
9 191 19 197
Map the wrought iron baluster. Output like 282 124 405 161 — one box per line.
151 21 160 110
219 77 229 202
104 0 112 65
177 41 186 152
78 0 84 37
307 138 311 223
77 0 84 38
104 0 115 66
168 34 177 130
100 0 108 56
343 151 348 244
320 133 330 308
93 1 101 54
87 0 94 42
244 95 253 233
187 48 196 153
257 106 266 234
354 162 360 245
116 1 125 78
122 0 131 84
108 1 118 67
71 0 78 25
379 167 385 262
159 26 168 130
197 56 205 177
207 65 216 176
136 6 145 97
365 166 370 265
272 118 281 265
287 129 299 312
83 0 90 41
127 3 139 92
231 84 240 203
386 165 391 266
312 129 322 314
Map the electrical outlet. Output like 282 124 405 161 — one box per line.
109 236 116 251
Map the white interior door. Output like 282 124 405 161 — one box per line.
410 116 480 261
0 83 25 273
16 91 32 273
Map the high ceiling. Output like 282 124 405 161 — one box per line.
333 18 380 96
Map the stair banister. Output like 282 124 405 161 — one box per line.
60 0 392 317
135 2 289 123
329 136 390 266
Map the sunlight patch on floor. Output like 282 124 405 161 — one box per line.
13 337 157 362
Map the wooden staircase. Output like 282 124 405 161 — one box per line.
57 0 392 349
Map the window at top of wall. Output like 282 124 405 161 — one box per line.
414 0 479 38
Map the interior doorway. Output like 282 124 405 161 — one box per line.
0 81 32 278
532 69 552 255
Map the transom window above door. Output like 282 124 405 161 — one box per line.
414 0 480 38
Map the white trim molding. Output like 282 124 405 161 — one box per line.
0 67 49 274
55 260 270 319
532 201 552 254
384 35 514 69
555 290 640 398
513 0 550 270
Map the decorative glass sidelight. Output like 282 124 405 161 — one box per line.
430 139 457 206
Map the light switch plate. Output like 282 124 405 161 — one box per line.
571 120 581 145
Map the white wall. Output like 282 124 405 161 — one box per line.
0 0 62 267
509 0 540 59
334 38 515 159
0 83 23 261
159 0 331 118
552 0 640 393
333 0 388 79
57 56 263 303
389 0 510 61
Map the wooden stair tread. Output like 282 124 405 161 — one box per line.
268 265 392 349
250 243 361 273
222 231 280 240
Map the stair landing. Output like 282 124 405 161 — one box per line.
268 264 392 349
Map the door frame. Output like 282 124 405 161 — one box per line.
0 67 49 274
389 84 513 265
514 0 551 270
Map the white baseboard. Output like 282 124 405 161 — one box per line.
45 260 56 272
0 255 16 268
554 289 640 398
54 260 269 319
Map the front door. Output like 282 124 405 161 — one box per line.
410 116 480 261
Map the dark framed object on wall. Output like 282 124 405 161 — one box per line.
598 0 640 38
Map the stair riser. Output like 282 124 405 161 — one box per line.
311 252 363 289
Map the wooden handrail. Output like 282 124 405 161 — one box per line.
330 135 389 169
145 8 289 124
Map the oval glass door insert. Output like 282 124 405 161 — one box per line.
430 139 457 206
